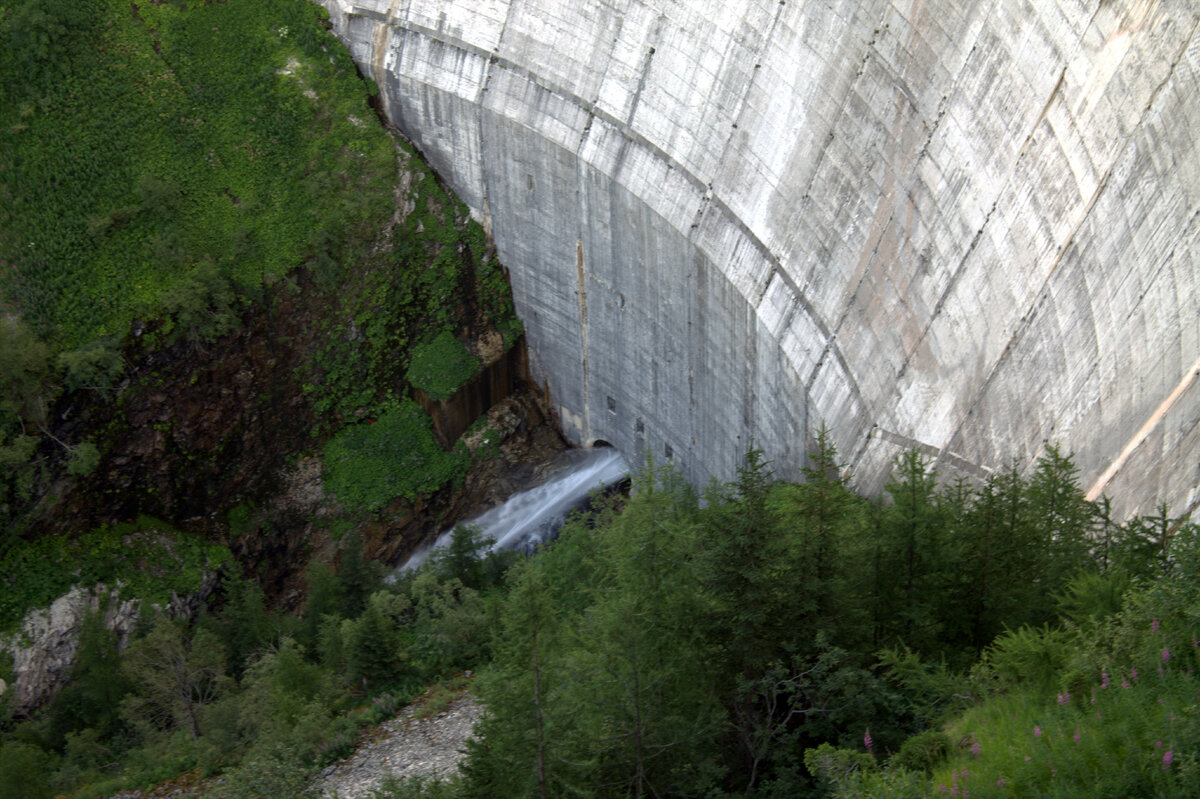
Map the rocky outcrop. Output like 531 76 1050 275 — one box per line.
0 574 219 714
318 0 1200 519
0 584 142 713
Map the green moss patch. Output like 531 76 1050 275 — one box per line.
405 331 480 401
322 399 468 511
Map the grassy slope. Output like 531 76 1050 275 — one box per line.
0 0 392 346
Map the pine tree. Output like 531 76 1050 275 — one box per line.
877 450 945 653
339 529 371 617
466 560 567 799
46 612 132 746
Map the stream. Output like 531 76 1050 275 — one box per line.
398 446 630 572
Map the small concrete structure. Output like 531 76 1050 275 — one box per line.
318 0 1200 518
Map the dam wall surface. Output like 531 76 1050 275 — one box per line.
318 0 1200 519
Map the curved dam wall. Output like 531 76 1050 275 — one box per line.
319 0 1200 519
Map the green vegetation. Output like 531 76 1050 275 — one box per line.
406 331 480 401
298 152 519 426
454 438 1197 798
0 0 393 347
0 517 231 633
1 435 1196 798
322 399 469 511
0 0 524 531
0 533 506 798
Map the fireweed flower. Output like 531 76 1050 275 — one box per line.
863 729 873 755
997 778 1006 787
1101 671 1109 689
1153 618 1160 633
1073 728 1081 743
1057 691 1070 705
971 740 982 757
1034 726 1042 738
1163 648 1171 662
1132 667 1139 682
1164 750 1174 769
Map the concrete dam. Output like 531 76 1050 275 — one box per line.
318 0 1200 519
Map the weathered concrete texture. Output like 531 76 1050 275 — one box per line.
319 0 1200 518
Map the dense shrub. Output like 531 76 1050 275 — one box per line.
322 399 469 510
406 331 480 401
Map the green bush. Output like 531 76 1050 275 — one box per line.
405 331 479 401
0 740 56 799
322 399 468 510
890 729 952 773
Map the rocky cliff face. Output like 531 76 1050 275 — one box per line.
2 584 159 714
317 0 1200 518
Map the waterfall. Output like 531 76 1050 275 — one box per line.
399 447 630 572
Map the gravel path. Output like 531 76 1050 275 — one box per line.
311 693 481 798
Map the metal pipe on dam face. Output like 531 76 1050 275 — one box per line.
318 0 1200 519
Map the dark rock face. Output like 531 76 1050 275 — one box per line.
319 0 1200 519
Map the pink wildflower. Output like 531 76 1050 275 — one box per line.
864 729 874 754
1163 648 1171 662
1073 728 1081 743
1153 618 1160 633
971 740 982 757
1101 670 1109 689
1057 691 1070 705
1132 667 1139 682
1034 726 1042 738
997 778 1006 787
1164 750 1174 769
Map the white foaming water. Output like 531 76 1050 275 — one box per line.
399 447 630 572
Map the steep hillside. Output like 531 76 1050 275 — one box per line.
0 0 552 625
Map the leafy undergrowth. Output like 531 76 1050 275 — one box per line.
406 331 480 402
321 399 470 512
0 0 393 348
0 516 232 634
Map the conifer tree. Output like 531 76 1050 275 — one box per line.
46 612 132 746
466 559 566 799
877 450 945 653
339 529 371 617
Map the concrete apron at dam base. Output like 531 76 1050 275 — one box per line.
319 0 1200 520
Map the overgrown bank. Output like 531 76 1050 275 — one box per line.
0 0 556 765
0 0 541 595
